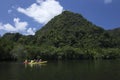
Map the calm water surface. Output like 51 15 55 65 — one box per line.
0 60 120 80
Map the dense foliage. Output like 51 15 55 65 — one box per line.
0 11 120 61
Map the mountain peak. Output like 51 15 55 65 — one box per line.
61 10 82 16
35 11 107 48
40 10 97 31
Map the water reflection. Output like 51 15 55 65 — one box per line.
1 60 120 80
24 63 47 68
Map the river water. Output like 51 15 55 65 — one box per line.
0 60 120 80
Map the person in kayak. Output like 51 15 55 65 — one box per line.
39 59 42 62
30 60 34 63
24 59 28 64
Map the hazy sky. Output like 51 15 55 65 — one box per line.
0 0 119 35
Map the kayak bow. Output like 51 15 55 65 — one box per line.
28 61 47 65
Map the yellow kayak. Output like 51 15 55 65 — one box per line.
28 61 47 65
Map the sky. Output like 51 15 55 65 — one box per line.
0 0 120 36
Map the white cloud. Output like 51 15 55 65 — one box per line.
14 18 27 31
37 0 44 3
104 0 112 4
27 28 36 35
0 18 36 35
17 0 63 24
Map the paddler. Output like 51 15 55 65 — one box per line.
30 60 34 63
24 59 28 64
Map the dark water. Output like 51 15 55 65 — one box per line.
0 60 120 80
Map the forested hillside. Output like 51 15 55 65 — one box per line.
107 28 120 48
0 11 120 61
